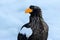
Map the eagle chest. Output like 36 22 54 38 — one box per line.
29 17 43 36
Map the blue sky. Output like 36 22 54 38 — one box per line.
0 0 60 40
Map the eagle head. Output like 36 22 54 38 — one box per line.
25 5 42 17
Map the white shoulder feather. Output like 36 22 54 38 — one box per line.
20 27 33 38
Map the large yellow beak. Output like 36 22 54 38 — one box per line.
25 8 33 13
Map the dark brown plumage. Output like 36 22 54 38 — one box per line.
17 5 48 40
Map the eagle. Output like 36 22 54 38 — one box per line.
17 5 48 40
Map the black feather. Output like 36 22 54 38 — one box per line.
18 33 28 40
17 5 48 40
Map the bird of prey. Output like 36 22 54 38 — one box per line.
17 5 49 40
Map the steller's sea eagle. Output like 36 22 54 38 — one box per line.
17 5 49 40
